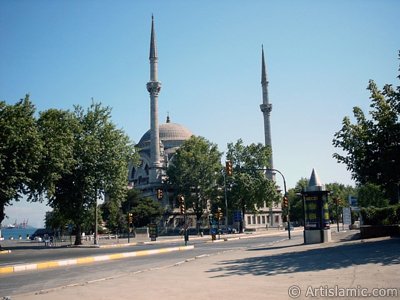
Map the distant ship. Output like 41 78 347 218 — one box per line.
4 219 29 229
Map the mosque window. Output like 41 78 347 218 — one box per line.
144 164 149 175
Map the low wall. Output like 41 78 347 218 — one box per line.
360 225 400 239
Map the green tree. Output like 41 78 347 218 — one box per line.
325 182 356 222
44 208 71 234
101 188 142 233
0 95 42 225
226 139 280 231
48 103 137 245
357 183 389 208
32 109 78 201
167 136 222 233
333 56 400 203
287 178 308 225
131 197 164 228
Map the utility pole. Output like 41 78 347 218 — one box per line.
94 188 98 245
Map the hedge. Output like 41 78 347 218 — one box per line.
360 204 400 225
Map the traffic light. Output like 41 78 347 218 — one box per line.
225 160 233 176
218 207 223 221
282 196 289 208
156 188 163 200
178 195 185 215
333 197 343 206
128 213 133 225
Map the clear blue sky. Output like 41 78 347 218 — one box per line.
1 0 399 228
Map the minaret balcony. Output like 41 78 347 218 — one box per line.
147 81 162 94
260 103 272 113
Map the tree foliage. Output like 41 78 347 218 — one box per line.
33 109 78 201
226 139 280 229
102 188 164 232
167 136 222 231
333 56 400 203
131 197 164 228
325 182 356 221
40 102 138 244
0 95 42 224
357 183 389 208
286 178 308 224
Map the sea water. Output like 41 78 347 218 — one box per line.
0 228 37 240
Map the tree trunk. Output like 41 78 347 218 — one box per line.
0 205 4 226
195 212 202 235
74 224 82 245
241 205 246 233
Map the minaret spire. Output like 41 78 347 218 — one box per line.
147 15 162 183
259 45 274 181
261 45 267 84
149 14 158 81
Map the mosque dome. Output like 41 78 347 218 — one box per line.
137 122 193 150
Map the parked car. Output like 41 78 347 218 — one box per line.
219 227 238 234
29 228 54 241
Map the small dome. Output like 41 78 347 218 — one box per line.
137 123 193 149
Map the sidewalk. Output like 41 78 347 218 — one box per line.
12 230 400 300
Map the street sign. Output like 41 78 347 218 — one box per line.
343 207 351 226
233 211 242 222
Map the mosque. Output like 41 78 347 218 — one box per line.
129 17 282 230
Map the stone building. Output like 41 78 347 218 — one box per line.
130 17 281 230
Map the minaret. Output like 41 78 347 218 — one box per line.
146 15 162 183
260 45 275 181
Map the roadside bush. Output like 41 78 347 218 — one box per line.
360 204 400 225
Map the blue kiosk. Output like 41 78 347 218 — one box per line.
302 169 332 244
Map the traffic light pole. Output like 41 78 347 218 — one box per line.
241 167 291 240
184 213 188 246
223 171 228 227
128 215 130 244
335 197 340 233
270 168 291 240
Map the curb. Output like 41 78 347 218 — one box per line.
75 230 293 248
0 245 194 275
206 230 293 243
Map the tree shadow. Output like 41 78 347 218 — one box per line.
207 238 400 278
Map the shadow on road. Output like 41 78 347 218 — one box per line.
206 238 400 278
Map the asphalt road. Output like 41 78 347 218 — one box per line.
0 232 300 297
